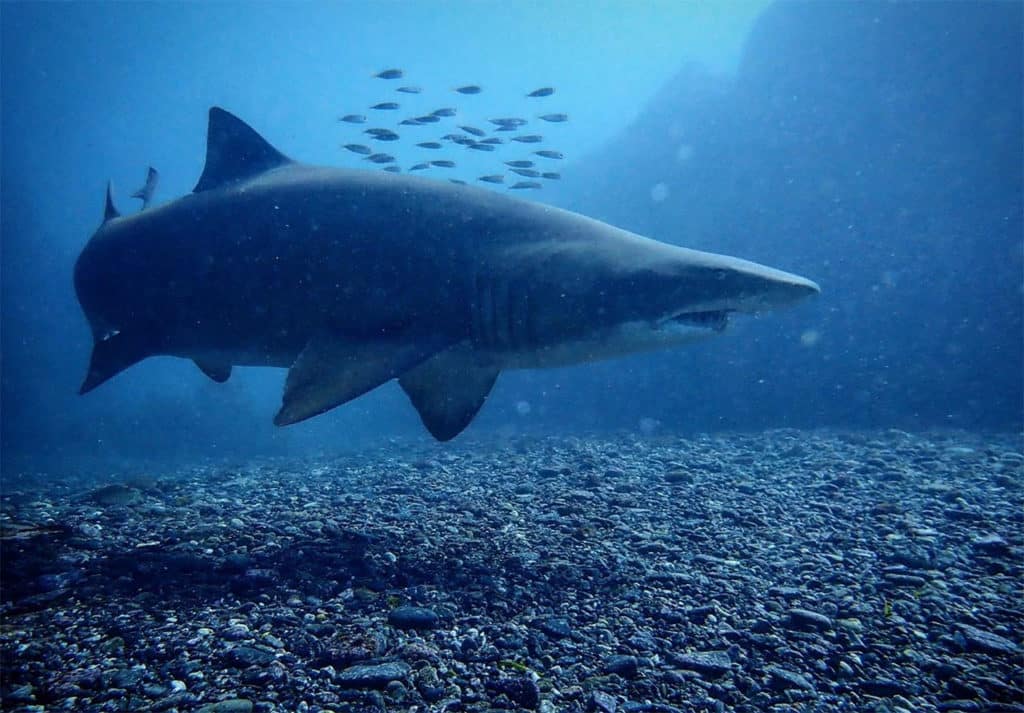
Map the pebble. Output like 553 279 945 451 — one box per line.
785 608 834 631
335 662 411 689
388 605 440 630
670 650 732 678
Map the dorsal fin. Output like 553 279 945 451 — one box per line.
193 107 293 193
103 181 120 222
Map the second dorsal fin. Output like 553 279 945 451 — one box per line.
193 107 293 193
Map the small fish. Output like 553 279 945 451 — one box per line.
371 131 400 142
343 143 373 155
366 153 395 163
383 165 401 173
431 108 457 117
397 86 421 94
455 85 482 95
534 150 564 159
449 135 476 146
417 142 443 149
490 117 527 127
480 137 503 145
541 172 561 180
450 179 467 185
374 68 403 79
415 115 441 124
371 102 400 110
505 160 534 168
365 127 393 135
512 134 543 143
479 175 504 184
410 162 431 171
511 167 540 178
467 143 496 152
539 113 568 123
131 166 159 209
527 87 555 97
509 181 542 189
399 118 423 126
459 125 486 137
339 114 367 123
430 160 456 168
494 126 518 133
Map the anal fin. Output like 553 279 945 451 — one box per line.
274 334 446 426
194 359 232 383
399 347 499 441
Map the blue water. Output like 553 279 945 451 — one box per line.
1 1 1021 467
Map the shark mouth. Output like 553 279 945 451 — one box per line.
665 310 730 332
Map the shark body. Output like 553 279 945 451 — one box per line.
75 108 819 440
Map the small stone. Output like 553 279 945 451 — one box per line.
664 469 694 484
883 573 928 588
589 691 617 713
535 617 572 639
195 700 254 713
603 655 639 679
956 623 1021 656
224 646 275 668
972 534 1012 557
335 662 411 689
785 608 833 631
766 666 816 692
388 606 439 630
670 650 731 678
859 678 918 697
489 676 541 709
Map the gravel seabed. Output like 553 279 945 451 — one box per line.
2 429 1022 713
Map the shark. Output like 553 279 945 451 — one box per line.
75 107 819 441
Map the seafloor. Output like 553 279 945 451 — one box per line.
1 429 1021 713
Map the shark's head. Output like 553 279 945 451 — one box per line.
502 222 820 364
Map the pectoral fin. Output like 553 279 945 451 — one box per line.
79 331 151 394
399 347 499 441
274 334 444 426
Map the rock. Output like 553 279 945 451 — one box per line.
664 469 694 484
766 666 816 692
589 690 618 713
223 646 275 668
972 533 1012 557
956 623 1021 656
196 700 254 713
335 662 411 689
388 605 439 630
859 678 919 697
109 667 145 689
488 676 541 709
603 655 639 679
535 616 572 639
670 650 731 678
785 608 833 631
883 573 928 588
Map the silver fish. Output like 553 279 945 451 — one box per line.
343 143 373 155
365 129 400 141
131 167 159 209
490 117 526 127
430 160 456 168
467 143 496 152
397 86 421 94
455 85 482 94
505 160 534 168
449 178 467 185
480 137 503 145
512 135 543 143
431 108 457 117
534 150 564 159
366 153 395 163
417 142 443 149
374 68 403 79
510 168 540 178
459 125 486 137
400 118 423 126
383 166 401 173
371 102 400 110
416 115 441 123
410 163 431 171
339 114 367 123
509 180 542 189
527 87 555 97
541 172 561 180
539 113 568 122
479 175 504 184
